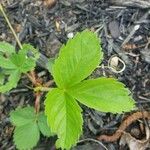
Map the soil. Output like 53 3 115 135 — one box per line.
0 0 150 150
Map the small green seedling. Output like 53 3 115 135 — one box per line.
44 30 135 149
10 107 51 150
0 42 39 93
0 30 135 150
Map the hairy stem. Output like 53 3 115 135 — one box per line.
35 92 41 114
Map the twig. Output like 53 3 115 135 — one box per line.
97 111 150 142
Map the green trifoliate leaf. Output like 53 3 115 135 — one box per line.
68 78 135 113
14 122 40 150
0 43 38 73
0 70 21 93
9 43 39 73
0 42 15 55
10 107 52 150
10 107 36 126
37 112 51 137
0 43 39 93
45 89 83 149
53 30 103 88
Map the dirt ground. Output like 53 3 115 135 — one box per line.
0 0 150 150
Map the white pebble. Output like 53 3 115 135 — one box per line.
67 32 74 39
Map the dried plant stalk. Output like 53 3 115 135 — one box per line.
98 111 150 142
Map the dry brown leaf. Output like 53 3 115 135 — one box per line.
120 127 150 150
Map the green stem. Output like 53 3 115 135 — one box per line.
0 4 22 49
34 86 52 92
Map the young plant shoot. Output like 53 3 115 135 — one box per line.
44 30 135 149
0 30 135 150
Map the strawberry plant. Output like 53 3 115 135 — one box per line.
0 30 135 150
0 42 39 93
10 107 51 149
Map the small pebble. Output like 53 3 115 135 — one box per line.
67 32 74 39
